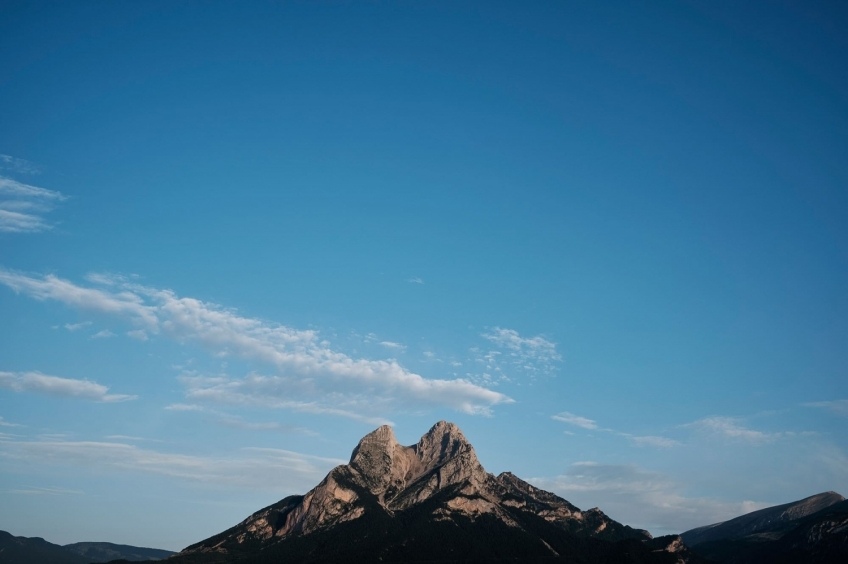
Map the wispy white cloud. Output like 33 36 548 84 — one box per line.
0 416 23 428
0 436 345 493
0 175 67 233
535 461 671 495
362 333 406 353
552 411 679 448
552 411 598 430
0 209 49 232
0 269 158 328
91 329 115 339
0 371 137 402
63 321 92 331
0 154 40 175
530 462 771 535
127 329 149 341
483 327 560 359
0 269 512 418
473 327 562 381
178 373 395 425
688 416 782 443
627 435 681 448
407 277 424 284
379 340 407 353
804 399 848 417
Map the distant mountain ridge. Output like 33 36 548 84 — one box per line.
681 491 848 563
171 421 696 563
65 541 174 562
0 531 90 564
0 530 174 564
681 491 845 546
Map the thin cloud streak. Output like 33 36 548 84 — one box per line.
178 374 395 426
627 435 681 448
0 175 67 233
552 411 680 448
127 329 149 341
0 371 137 402
0 269 158 328
0 154 40 175
688 416 782 443
0 269 512 417
805 399 848 417
91 329 115 339
0 436 345 493
552 411 598 430
0 416 23 428
379 340 407 352
6 486 84 496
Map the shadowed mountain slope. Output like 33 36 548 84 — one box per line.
0 531 173 563
681 491 844 547
681 492 847 563
0 531 90 564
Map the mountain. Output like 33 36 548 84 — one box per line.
681 491 845 546
0 530 174 564
171 421 697 563
681 492 848 563
0 530 90 564
64 541 175 562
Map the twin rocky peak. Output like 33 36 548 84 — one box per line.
179 421 664 562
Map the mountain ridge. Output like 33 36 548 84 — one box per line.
680 491 848 563
173 421 690 563
0 530 174 563
681 491 845 546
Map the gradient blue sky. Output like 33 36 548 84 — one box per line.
1 0 847 551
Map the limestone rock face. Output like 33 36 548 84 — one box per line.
334 420 492 515
178 421 653 562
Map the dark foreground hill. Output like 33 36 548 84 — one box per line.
169 421 698 563
0 531 90 564
0 530 174 563
681 492 848 563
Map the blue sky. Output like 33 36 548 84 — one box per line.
1 0 847 551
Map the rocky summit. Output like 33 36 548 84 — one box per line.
171 421 694 563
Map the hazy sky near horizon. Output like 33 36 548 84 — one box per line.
1 0 847 551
